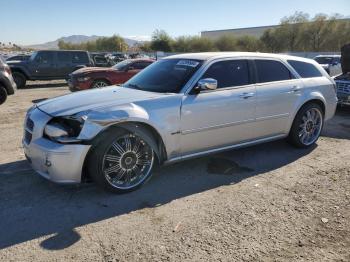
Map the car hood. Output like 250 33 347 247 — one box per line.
7 60 26 66
72 67 117 75
37 86 165 116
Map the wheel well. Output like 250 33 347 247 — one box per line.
11 68 28 79
92 78 111 85
81 121 167 182
302 99 325 115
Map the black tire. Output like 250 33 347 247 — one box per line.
12 72 26 89
288 103 324 148
90 79 109 89
87 128 155 193
0 86 7 105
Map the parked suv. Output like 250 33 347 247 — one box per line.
8 50 92 88
0 56 16 105
334 44 350 106
68 59 153 91
314 55 342 76
23 52 337 193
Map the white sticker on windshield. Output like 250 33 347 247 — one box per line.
176 60 199 67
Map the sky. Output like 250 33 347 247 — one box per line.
1 0 350 45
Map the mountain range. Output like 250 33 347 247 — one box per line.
24 35 145 50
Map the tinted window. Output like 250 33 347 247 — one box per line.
72 52 89 63
57 52 71 62
202 60 250 89
287 60 323 78
124 59 203 93
35 52 54 64
255 60 294 83
314 56 333 64
132 62 152 70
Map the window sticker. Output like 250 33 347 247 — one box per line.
176 60 200 67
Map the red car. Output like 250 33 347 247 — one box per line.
68 58 154 91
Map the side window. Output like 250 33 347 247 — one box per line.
72 52 89 64
57 52 71 63
35 52 54 64
132 62 152 70
287 60 323 78
201 60 250 89
255 60 294 83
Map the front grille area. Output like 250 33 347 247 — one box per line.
336 82 350 94
24 130 32 144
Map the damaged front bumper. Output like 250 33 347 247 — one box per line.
23 107 91 184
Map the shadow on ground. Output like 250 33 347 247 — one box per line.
321 106 350 139
23 82 68 89
0 140 316 251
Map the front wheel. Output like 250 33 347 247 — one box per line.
12 72 26 88
88 129 155 193
0 86 7 105
288 103 324 148
91 80 109 89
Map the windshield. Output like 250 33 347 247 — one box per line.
123 58 203 93
112 59 133 70
314 56 334 64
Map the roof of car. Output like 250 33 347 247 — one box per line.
165 52 315 63
314 55 341 57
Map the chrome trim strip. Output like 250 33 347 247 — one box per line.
165 134 286 164
181 118 255 135
255 113 290 121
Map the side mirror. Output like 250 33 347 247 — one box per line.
197 78 218 92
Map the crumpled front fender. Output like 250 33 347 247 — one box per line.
77 103 151 140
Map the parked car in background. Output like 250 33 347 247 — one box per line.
7 50 93 88
23 52 337 193
90 53 115 67
6 55 30 62
334 44 350 106
314 55 342 76
68 58 154 91
0 56 16 104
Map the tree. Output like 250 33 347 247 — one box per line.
150 29 173 52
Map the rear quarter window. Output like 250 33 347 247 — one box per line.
255 60 294 83
287 60 323 78
72 52 89 64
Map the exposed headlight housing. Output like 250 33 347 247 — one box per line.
77 76 90 82
44 111 90 143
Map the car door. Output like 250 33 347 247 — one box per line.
31 51 55 78
56 51 73 77
180 59 257 155
253 59 302 138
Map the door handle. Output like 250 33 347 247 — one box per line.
290 86 302 93
239 92 255 99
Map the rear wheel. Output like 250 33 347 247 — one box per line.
288 103 324 148
12 72 26 88
88 129 155 193
0 86 7 105
91 80 109 89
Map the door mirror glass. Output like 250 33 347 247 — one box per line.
197 78 217 91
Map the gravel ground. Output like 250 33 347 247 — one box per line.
0 81 349 261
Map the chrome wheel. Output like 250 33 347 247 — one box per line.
102 134 154 190
298 108 323 146
92 81 108 88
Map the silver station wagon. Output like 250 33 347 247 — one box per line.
23 52 337 193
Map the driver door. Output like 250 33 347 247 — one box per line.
180 59 257 155
30 51 55 78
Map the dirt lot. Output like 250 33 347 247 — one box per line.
0 81 349 261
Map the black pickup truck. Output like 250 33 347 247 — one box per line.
334 44 350 106
7 50 93 88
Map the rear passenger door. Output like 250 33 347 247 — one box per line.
254 59 302 138
56 51 73 77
